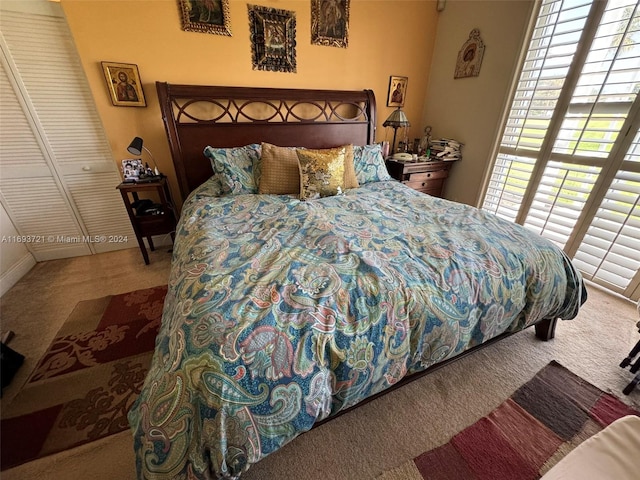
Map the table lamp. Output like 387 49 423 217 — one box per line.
383 108 411 154
127 136 162 179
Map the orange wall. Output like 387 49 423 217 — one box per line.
60 0 439 201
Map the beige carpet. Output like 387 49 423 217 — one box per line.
1 247 638 480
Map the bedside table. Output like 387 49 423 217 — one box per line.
116 178 177 265
385 159 454 197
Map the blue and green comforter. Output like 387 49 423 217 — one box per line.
129 178 585 479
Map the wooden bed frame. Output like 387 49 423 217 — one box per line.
156 82 376 202
155 81 557 422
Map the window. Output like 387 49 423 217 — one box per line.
482 0 640 301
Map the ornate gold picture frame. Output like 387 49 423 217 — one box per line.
248 4 297 73
178 0 232 36
101 62 146 107
311 0 350 48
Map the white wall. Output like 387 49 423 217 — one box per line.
0 203 36 296
422 0 536 207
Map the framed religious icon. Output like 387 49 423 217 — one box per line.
387 75 408 108
101 62 146 107
178 0 232 36
454 28 485 79
311 0 350 48
248 4 297 73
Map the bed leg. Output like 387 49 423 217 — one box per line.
535 318 557 341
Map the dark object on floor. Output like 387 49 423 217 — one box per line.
1 330 15 344
1 341 25 396
619 320 640 395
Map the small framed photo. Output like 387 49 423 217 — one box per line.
178 0 232 36
387 75 408 108
122 159 143 181
101 62 146 107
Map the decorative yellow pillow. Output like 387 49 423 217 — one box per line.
296 147 346 200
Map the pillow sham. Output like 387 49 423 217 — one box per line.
259 142 358 195
296 147 346 200
203 144 261 195
353 143 392 184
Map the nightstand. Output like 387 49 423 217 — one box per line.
116 178 177 265
385 159 454 197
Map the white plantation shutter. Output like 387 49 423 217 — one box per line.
483 0 592 222
523 161 602 248
483 155 536 222
553 1 640 158
573 132 640 294
482 0 640 301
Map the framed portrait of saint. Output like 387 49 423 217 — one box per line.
387 76 408 108
178 0 232 36
101 62 146 107
311 0 350 48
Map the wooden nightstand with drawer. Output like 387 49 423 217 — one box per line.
385 159 454 197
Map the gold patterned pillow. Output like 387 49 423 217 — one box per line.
296 147 346 200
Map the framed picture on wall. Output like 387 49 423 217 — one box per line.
454 28 485 79
101 62 146 107
387 75 408 108
248 4 297 73
311 0 350 48
178 0 232 36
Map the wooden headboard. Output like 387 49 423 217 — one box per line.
156 82 377 201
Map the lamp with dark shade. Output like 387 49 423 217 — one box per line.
383 108 411 155
127 136 162 181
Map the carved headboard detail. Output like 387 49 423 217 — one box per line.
156 82 377 201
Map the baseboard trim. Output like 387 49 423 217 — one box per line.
0 252 36 297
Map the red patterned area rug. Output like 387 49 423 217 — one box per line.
0 285 167 471
378 361 639 480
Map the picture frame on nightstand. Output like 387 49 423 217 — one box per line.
121 159 143 181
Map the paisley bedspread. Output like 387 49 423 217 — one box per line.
128 178 585 479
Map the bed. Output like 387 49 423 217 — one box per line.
128 83 586 479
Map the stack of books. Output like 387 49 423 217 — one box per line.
430 139 462 161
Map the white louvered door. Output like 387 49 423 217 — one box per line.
0 54 91 260
0 1 134 261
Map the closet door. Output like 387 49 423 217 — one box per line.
0 60 91 260
0 1 134 260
